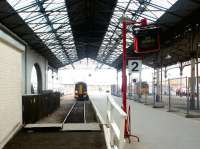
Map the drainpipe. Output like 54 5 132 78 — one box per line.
24 46 27 94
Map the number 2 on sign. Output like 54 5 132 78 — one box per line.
131 62 139 71
128 60 142 73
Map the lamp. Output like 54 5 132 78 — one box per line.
165 54 171 59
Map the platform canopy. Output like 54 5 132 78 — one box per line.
1 0 200 69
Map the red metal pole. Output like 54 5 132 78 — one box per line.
122 18 128 136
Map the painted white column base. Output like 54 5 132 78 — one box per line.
153 102 165 108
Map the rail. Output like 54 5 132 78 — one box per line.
106 95 127 149
62 102 77 126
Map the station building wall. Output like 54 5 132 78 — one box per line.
22 47 48 94
0 24 49 148
0 29 25 148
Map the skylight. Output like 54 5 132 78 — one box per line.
7 0 78 65
96 0 178 68
7 0 178 68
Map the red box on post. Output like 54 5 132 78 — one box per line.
133 27 160 53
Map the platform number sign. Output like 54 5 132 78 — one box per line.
128 60 142 73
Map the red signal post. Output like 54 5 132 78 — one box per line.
122 18 127 136
122 17 145 141
122 17 159 142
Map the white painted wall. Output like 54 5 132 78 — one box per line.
0 23 49 148
0 30 25 148
22 47 48 94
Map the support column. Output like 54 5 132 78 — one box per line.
130 74 133 97
45 60 48 91
128 73 131 97
161 67 163 102
196 56 199 110
52 69 54 91
180 62 183 97
154 68 164 108
156 68 160 102
190 58 196 110
139 71 142 100
164 67 167 96
116 69 118 95
153 69 156 104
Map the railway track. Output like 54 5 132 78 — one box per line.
63 101 86 123
62 100 100 131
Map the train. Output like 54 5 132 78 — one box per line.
74 82 89 100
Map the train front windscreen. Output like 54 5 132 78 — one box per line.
74 82 88 100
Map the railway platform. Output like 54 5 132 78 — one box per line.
89 92 200 149
3 92 200 149
131 95 200 119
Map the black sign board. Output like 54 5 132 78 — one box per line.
133 27 160 53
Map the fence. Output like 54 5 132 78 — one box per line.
165 77 200 114
111 76 200 116
22 92 60 124
106 95 127 149
139 77 200 115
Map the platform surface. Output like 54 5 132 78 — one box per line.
89 92 200 149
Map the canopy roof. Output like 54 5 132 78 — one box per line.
112 0 200 69
1 0 199 69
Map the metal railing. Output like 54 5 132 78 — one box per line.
106 95 127 149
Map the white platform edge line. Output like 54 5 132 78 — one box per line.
62 123 101 131
24 123 62 128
